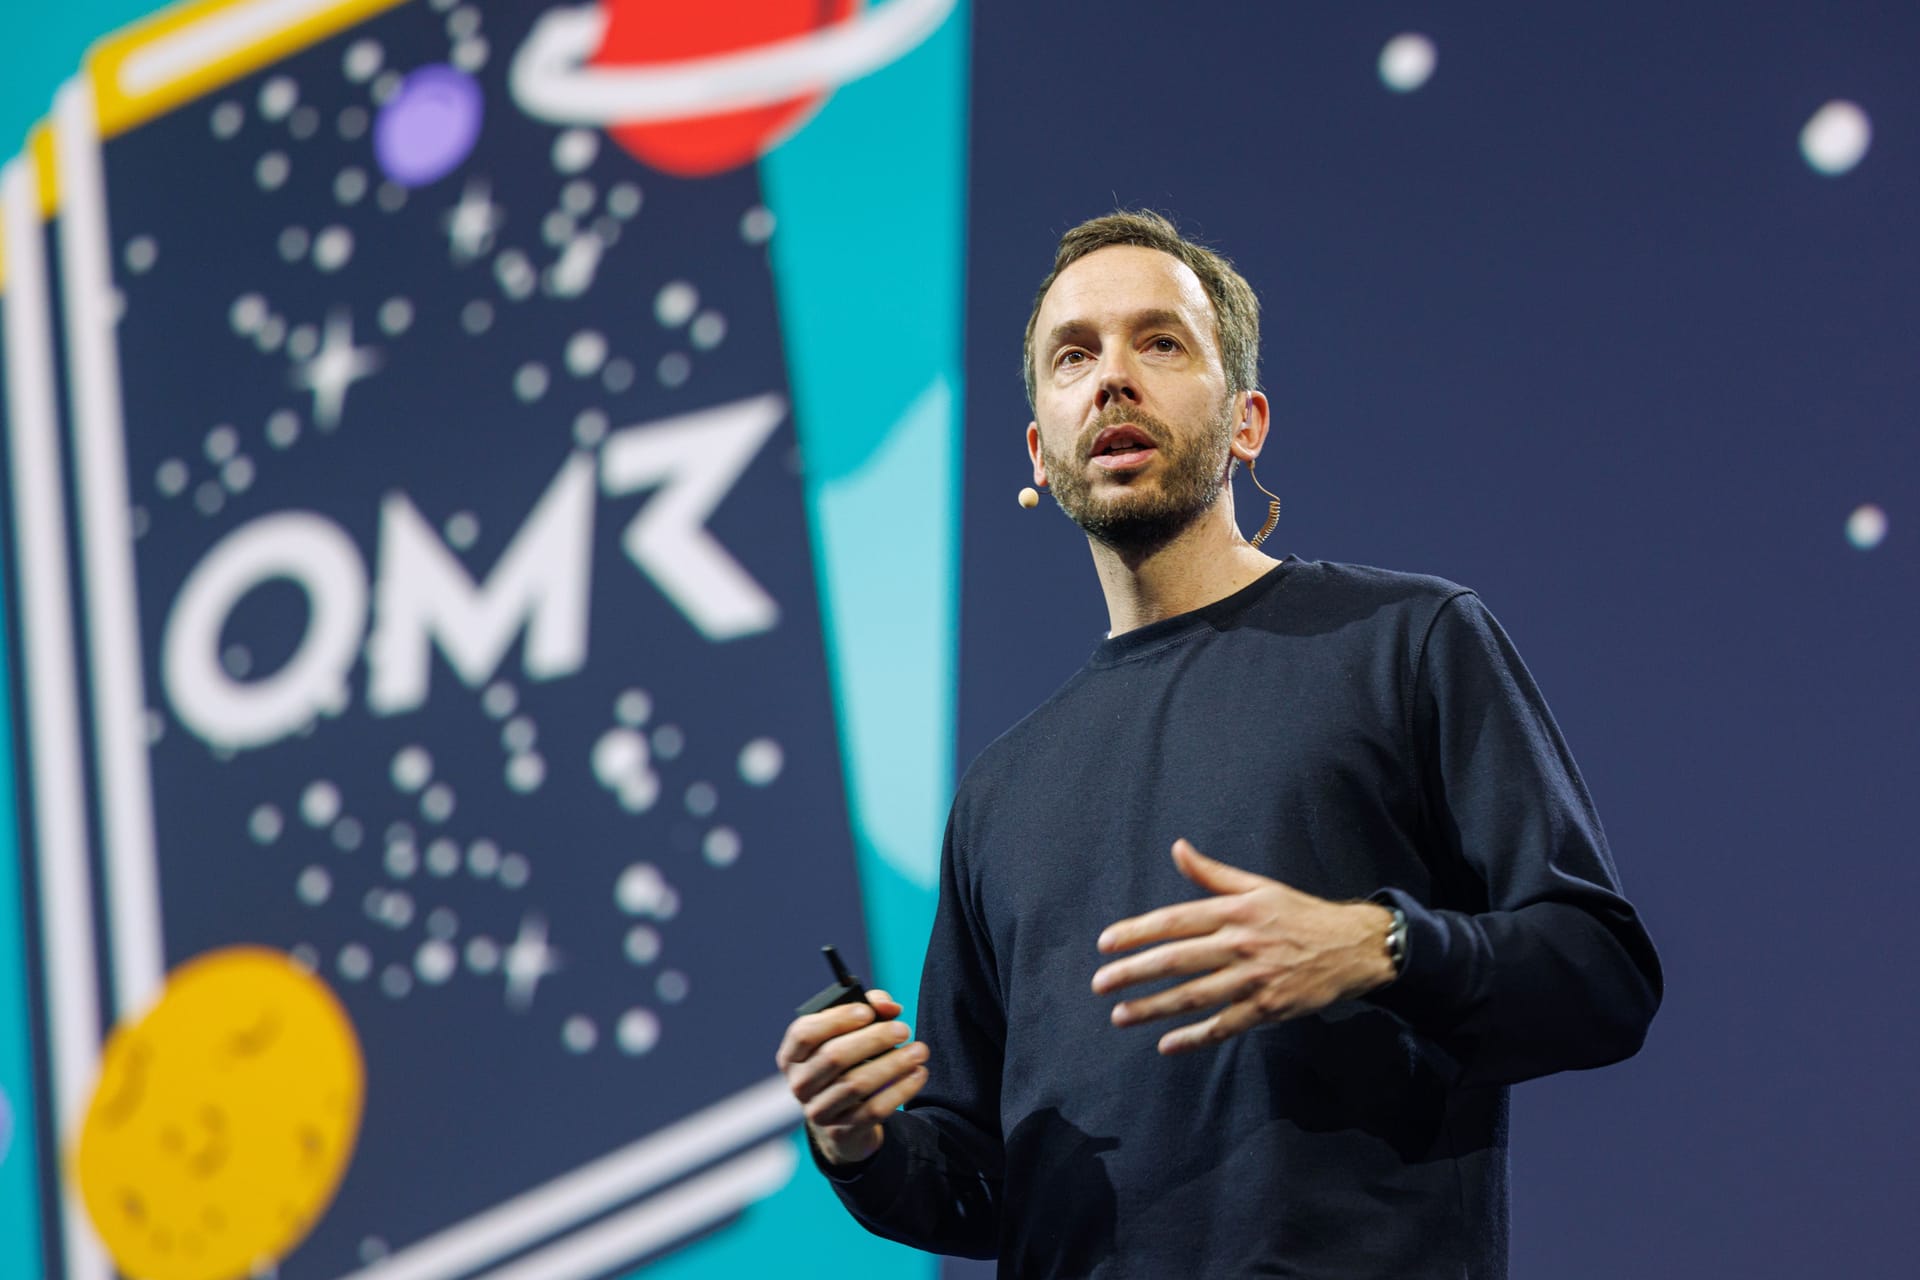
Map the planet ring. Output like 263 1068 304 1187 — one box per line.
510 0 957 126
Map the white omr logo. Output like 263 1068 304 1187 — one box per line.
162 394 785 752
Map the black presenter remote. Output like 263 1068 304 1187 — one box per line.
795 945 872 1015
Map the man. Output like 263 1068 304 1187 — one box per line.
775 211 1661 1277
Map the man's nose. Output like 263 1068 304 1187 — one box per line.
1093 350 1141 410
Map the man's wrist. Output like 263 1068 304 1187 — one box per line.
1382 905 1408 983
1348 901 1402 994
809 1119 885 1169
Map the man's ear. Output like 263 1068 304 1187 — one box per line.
1027 422 1049 487
1228 391 1272 465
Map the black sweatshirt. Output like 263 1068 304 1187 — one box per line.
820 558 1662 1277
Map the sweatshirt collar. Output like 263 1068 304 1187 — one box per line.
1088 557 1297 668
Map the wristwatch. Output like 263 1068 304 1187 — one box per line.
1384 907 1409 979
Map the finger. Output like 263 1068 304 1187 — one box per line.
1170 838 1271 895
775 1001 879 1070
1097 898 1234 954
818 1062 931 1132
1157 1000 1266 1055
808 1042 929 1126
866 989 904 1017
1091 936 1235 995
787 1021 912 1101
810 1041 927 1123
863 1063 930 1118
785 1018 909 1100
1111 968 1254 1027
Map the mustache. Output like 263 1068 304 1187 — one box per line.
1076 406 1171 458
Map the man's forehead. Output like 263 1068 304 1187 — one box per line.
1038 245 1215 334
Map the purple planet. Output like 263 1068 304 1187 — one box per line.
374 65 484 187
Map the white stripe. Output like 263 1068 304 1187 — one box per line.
512 0 956 125
2 156 114 1280
346 1076 800 1280
118 0 349 96
473 1140 797 1280
54 80 166 1020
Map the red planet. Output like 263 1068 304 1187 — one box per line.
591 0 860 176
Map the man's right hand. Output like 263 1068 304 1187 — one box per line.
775 988 930 1166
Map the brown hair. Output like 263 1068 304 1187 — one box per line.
1022 210 1262 407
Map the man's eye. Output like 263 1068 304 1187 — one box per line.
1150 336 1180 353
1056 350 1087 367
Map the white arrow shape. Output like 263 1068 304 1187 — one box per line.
599 394 785 641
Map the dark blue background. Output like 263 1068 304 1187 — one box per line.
958 2 1918 1276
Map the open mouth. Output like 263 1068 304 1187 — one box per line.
1088 424 1159 469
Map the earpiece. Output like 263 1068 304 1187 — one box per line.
1246 463 1281 548
1018 487 1040 509
1239 396 1281 548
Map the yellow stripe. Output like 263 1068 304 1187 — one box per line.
90 0 412 140
30 123 58 219
0 126 58 290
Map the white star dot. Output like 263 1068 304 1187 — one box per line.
1846 503 1887 549
259 76 298 120
312 225 354 272
301 780 342 826
124 236 158 274
343 39 383 83
444 180 504 263
562 1015 597 1053
1801 100 1871 176
1379 33 1437 93
256 151 290 190
566 330 608 376
655 281 698 327
618 1008 660 1055
739 737 783 786
740 206 775 244
292 311 380 430
553 128 599 174
503 915 560 1010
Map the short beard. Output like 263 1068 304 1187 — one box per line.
1040 397 1235 556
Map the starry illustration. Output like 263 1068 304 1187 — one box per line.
51 1 869 1274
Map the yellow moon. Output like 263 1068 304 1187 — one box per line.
75 946 365 1280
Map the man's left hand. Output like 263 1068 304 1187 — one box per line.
1091 838 1398 1055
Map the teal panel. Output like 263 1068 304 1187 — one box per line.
0 0 165 154
763 0 969 1001
0 498 46 1280
638 1 971 1276
813 374 955 902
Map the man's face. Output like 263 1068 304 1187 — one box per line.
1027 246 1236 553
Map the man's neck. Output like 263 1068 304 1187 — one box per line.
1088 498 1279 636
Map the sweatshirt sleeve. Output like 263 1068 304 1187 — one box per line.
815 802 1006 1258
1364 591 1663 1085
